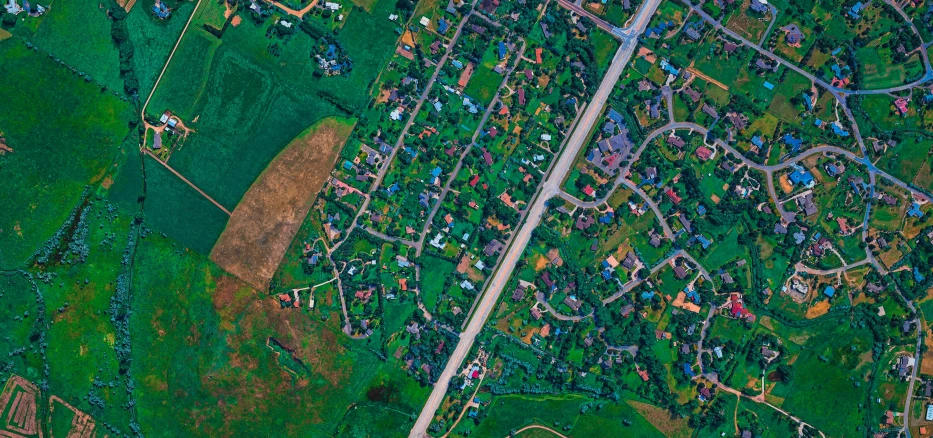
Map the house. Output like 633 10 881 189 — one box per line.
802 92 813 111
831 122 850 137
721 272 733 284
696 234 712 250
823 285 835 297
701 104 719 119
723 42 738 53
685 26 702 41
575 213 596 233
679 215 692 233
497 41 507 60
695 146 713 161
908 202 924 218
534 47 543 64
797 193 817 216
781 24 804 46
848 1 864 19
667 135 686 148
563 296 583 312
713 346 723 358
673 265 688 279
484 239 504 256
774 222 787 234
789 167 815 188
530 307 542 320
727 113 748 131
512 285 526 301
895 98 910 116
749 0 768 13
683 87 702 103
649 233 662 248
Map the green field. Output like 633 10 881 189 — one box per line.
32 0 124 91
128 1 198 98
138 154 230 254
0 40 134 268
462 394 666 437
145 0 403 214
130 233 429 435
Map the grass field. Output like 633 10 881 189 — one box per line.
144 27 221 121
128 1 198 98
32 0 124 92
464 394 667 437
130 233 429 435
138 154 230 254
0 40 134 268
146 0 402 215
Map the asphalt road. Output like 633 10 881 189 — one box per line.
407 1 661 435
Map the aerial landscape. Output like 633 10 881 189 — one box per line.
1 0 933 436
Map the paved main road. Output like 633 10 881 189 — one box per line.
408 1 661 435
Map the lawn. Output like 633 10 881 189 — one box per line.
421 254 457 311
0 40 134 268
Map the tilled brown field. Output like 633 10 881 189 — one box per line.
210 117 353 290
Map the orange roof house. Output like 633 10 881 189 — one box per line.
535 47 543 64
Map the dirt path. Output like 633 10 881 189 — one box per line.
686 66 729 91
513 424 570 438
270 0 320 18
142 148 232 215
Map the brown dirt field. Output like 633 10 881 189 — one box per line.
778 174 793 193
210 118 354 290
922 332 933 375
805 299 831 319
626 400 692 438
531 253 548 271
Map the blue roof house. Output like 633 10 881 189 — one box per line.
697 234 712 249
431 166 443 178
848 2 863 19
438 17 450 33
607 108 625 125
789 168 815 187
823 286 835 297
751 135 764 148
915 267 927 282
909 202 925 218
641 291 656 300
783 134 803 152
498 41 507 60
683 363 695 378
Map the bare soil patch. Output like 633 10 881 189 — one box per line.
210 118 354 290
804 299 831 319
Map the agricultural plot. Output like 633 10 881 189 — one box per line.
210 117 354 289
